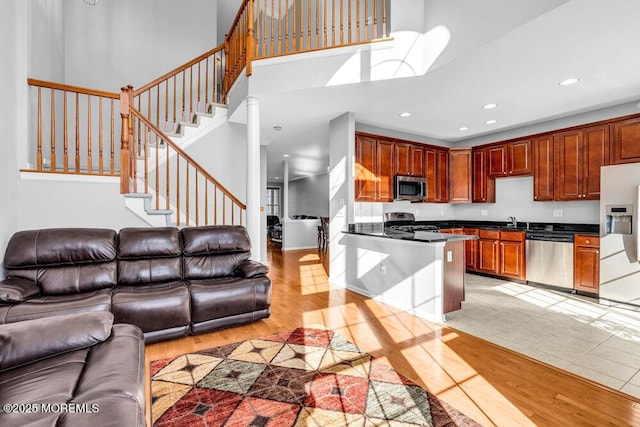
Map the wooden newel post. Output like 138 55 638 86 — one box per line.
247 0 255 76
224 38 230 103
119 87 131 194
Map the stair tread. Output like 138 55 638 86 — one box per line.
125 193 152 198
147 209 173 215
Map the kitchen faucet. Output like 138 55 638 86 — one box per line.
507 216 517 227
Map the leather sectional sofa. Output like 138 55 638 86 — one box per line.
0 311 145 427
0 226 271 344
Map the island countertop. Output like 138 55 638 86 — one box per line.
344 223 478 243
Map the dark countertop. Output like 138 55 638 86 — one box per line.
344 223 478 243
414 220 599 235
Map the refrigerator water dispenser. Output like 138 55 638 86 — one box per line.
605 205 633 235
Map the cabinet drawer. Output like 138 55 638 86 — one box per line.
479 229 500 239
575 234 599 247
500 230 525 242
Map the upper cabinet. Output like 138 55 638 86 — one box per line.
395 142 425 177
355 134 394 202
449 148 472 204
555 124 609 201
611 117 640 164
472 147 495 203
424 147 449 203
533 135 554 201
488 139 532 178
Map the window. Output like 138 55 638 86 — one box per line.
266 187 280 216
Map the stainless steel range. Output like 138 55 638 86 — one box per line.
383 212 440 233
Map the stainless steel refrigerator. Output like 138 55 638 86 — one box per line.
600 162 640 307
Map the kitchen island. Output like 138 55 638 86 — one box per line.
337 223 477 323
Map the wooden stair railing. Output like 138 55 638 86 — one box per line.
132 44 226 135
123 102 246 227
25 79 121 176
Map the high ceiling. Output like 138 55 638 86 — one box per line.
221 0 640 182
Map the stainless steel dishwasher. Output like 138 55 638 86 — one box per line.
525 231 574 289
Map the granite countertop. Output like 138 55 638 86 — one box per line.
415 220 599 235
344 224 478 243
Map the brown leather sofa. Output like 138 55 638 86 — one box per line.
0 311 145 427
0 226 271 344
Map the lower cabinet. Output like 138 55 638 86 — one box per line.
472 229 526 281
463 228 479 271
574 234 600 294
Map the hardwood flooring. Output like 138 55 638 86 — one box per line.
145 248 640 426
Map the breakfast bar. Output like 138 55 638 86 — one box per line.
338 223 476 323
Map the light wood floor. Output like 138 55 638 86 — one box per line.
145 248 640 426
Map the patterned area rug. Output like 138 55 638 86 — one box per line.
151 327 480 426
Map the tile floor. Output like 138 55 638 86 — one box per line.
444 274 640 398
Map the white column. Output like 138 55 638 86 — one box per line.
283 160 289 220
246 96 261 260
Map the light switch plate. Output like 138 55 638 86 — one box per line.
480 209 488 216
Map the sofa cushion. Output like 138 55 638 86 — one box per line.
0 312 114 371
0 278 40 303
118 228 182 286
111 282 190 334
189 276 271 323
37 262 117 295
4 228 117 268
182 226 251 279
0 289 112 325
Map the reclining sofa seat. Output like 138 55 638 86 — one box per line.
0 226 271 344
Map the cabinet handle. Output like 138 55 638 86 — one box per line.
586 239 591 244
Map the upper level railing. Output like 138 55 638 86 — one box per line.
26 79 121 176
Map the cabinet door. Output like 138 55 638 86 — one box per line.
508 139 532 176
448 148 472 204
411 145 424 177
464 229 479 271
574 246 600 293
555 131 583 200
488 144 507 178
436 149 449 203
478 239 499 274
394 142 411 176
377 140 395 202
500 240 525 280
472 148 495 203
355 135 377 202
611 117 640 164
423 148 437 202
533 135 554 201
582 125 609 200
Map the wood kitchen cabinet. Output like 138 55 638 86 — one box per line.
574 234 600 294
449 148 472 204
424 148 449 203
464 228 479 271
395 143 424 177
488 139 532 178
611 116 640 164
533 135 555 201
355 134 394 202
499 231 526 280
477 229 500 274
472 147 495 203
555 124 609 201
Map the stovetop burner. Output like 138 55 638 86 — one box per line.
383 212 440 233
388 224 440 232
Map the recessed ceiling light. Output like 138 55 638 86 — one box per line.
459 127 469 131
559 78 579 86
485 120 497 125
483 103 497 110
399 112 412 118
273 125 283 131
283 154 289 158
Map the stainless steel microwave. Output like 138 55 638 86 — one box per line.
394 175 426 201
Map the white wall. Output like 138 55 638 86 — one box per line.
17 176 148 231
29 0 65 82
454 176 600 224
288 174 329 218
62 0 218 91
356 122 452 148
0 0 25 276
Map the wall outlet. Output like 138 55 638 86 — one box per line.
380 264 386 275
553 209 563 217
447 250 453 262
480 209 488 216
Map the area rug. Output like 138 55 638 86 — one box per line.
151 327 480 426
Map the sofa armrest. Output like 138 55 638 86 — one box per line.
0 278 41 303
0 311 114 371
235 260 269 278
